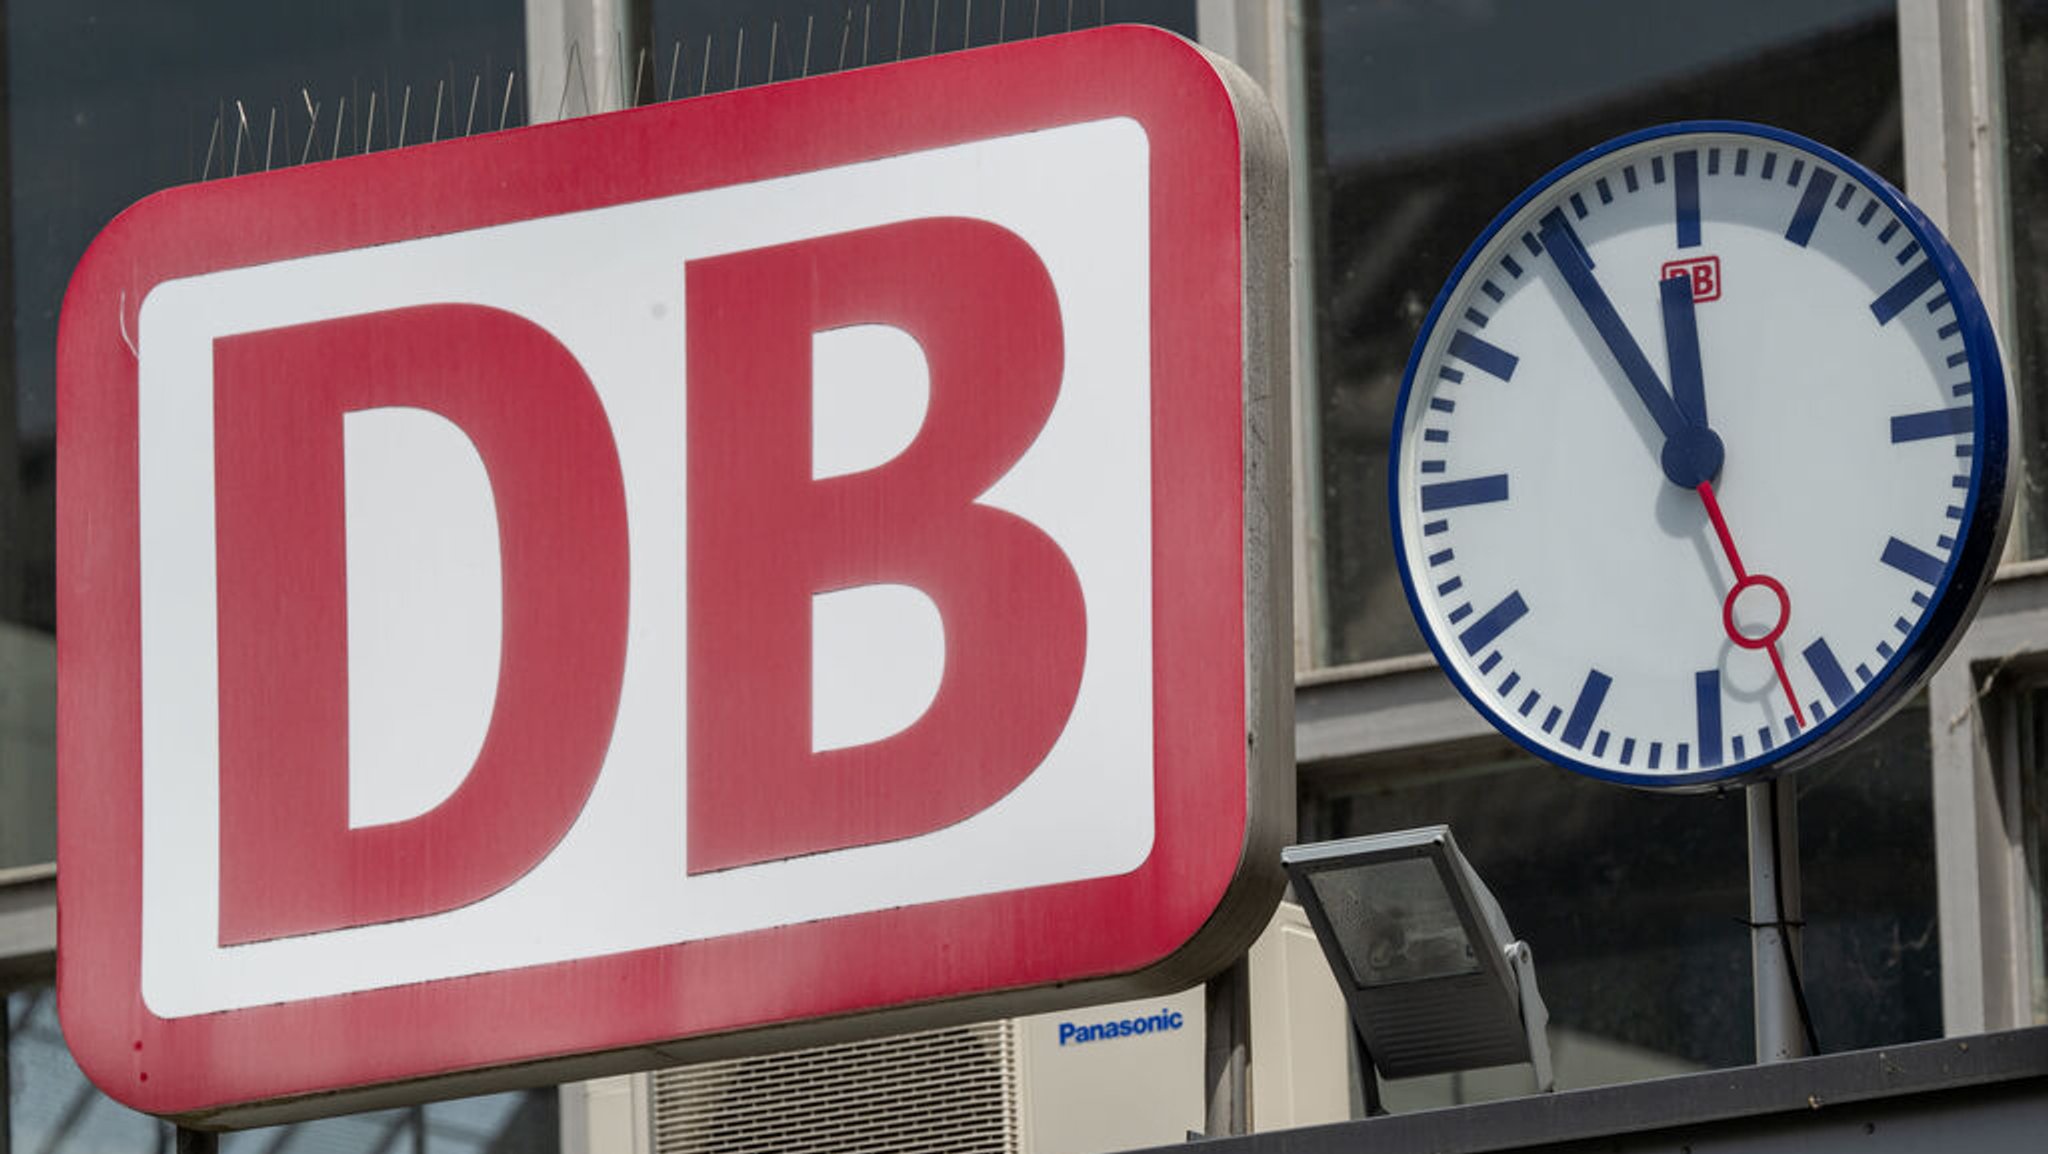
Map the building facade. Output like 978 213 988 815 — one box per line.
6 1 2048 1152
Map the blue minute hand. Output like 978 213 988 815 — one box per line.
1537 209 1723 487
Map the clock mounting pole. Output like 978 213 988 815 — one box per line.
1747 776 1817 1062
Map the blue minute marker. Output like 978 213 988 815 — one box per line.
1695 670 1723 768
1459 591 1529 655
1802 638 1855 710
1419 474 1509 511
1673 150 1700 248
1890 406 1973 442
1561 670 1611 751
1881 537 1946 585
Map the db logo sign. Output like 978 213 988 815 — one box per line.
56 28 1289 1124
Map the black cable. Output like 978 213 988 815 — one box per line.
1768 781 1823 1056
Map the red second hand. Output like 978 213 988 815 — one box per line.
1694 481 1806 727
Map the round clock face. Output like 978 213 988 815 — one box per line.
1390 121 2013 788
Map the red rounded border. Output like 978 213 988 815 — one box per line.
57 26 1260 1119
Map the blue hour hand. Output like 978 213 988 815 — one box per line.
1661 271 1708 427
1537 210 1722 487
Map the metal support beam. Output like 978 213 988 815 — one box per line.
1205 957 1253 1137
525 0 650 123
1748 777 1811 1062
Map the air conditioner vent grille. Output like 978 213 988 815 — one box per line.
650 1022 1021 1154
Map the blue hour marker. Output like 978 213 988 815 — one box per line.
1561 669 1612 751
1954 380 1974 396
1500 671 1521 694
1519 691 1540 717
1858 199 1879 226
1695 669 1722 769
1620 737 1636 765
1872 261 1942 325
1596 176 1613 203
1732 735 1746 761
1734 148 1749 176
1928 293 1950 313
1897 240 1922 265
1834 183 1855 210
1424 519 1450 535
1784 168 1835 247
1759 726 1774 752
1803 638 1854 709
1677 743 1690 771
1420 474 1510 511
1440 366 1465 383
1877 641 1895 659
1478 651 1501 674
1878 219 1900 244
1502 254 1524 279
1592 730 1610 758
1760 152 1776 181
1459 590 1529 655
1447 604 1472 624
1436 576 1462 596
1542 706 1562 733
1855 663 1872 683
1786 158 1805 185
1430 397 1455 413
1648 742 1663 770
1481 280 1505 303
1674 150 1700 248
1465 308 1490 328
1651 155 1666 183
1937 320 1960 340
1424 428 1450 443
1421 461 1446 473
1890 406 1973 442
1707 148 1721 175
1948 351 1969 367
1571 192 1588 220
1523 232 1543 256
1624 164 1640 192
1447 331 1520 380
1428 548 1454 566
1882 537 1945 585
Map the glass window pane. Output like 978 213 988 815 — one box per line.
2003 1 2048 557
1310 0 1903 665
647 0 1198 98
1316 700 1937 1105
8 986 558 1154
0 0 526 868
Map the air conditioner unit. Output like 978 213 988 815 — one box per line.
559 905 1350 1154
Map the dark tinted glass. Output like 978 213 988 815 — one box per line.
0 0 524 869
647 0 1198 100
1310 0 1903 664
2004 0 2048 557
6 987 556 1154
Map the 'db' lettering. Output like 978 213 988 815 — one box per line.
213 305 629 945
685 218 1085 873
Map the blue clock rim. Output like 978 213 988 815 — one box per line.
1385 118 2011 791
